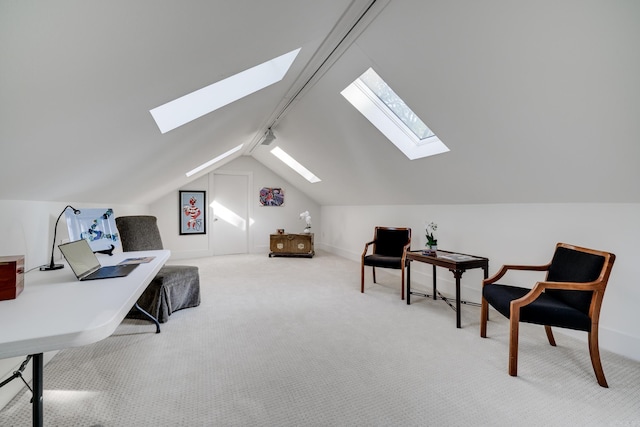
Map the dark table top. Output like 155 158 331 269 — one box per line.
406 249 488 270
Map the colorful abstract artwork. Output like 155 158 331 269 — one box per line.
259 187 284 206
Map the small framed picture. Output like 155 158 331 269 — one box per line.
179 190 206 235
259 187 284 206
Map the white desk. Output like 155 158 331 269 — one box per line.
0 249 169 426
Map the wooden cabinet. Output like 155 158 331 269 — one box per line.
269 233 314 258
0 255 24 301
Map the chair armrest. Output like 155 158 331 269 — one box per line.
361 240 376 259
401 239 412 263
483 263 551 285
511 279 605 310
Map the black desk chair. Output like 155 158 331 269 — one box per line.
361 226 411 300
481 242 615 387
116 216 201 328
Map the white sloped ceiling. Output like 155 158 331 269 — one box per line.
1 0 639 206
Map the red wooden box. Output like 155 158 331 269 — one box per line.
0 255 25 301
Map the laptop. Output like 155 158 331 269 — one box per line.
58 239 139 281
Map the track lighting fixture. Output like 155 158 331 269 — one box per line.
261 128 276 145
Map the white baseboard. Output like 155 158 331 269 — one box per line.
316 243 359 262
168 249 213 260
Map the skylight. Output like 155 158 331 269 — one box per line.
270 146 321 183
150 48 301 134
341 67 449 160
185 144 243 177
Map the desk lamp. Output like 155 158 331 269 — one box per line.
40 205 81 271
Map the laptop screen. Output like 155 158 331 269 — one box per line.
58 239 100 278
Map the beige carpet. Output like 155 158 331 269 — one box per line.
1 251 639 426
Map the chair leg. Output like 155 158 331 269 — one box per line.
400 266 405 300
544 325 556 346
508 306 520 377
361 263 365 293
372 266 377 283
588 325 608 388
480 297 488 338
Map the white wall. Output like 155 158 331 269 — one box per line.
319 203 640 362
0 200 148 409
150 156 321 257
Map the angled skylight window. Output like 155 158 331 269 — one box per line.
341 67 449 160
270 146 321 183
151 48 301 134
185 143 243 177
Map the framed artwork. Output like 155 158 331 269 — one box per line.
65 208 121 252
259 187 284 206
180 190 206 235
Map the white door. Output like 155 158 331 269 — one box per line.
212 172 249 255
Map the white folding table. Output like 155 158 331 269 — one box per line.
0 249 169 427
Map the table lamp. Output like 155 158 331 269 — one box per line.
40 205 81 271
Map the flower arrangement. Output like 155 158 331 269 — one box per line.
299 211 312 233
425 222 438 247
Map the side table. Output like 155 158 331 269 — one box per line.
406 250 489 328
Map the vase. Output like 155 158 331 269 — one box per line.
427 240 438 256
423 242 437 255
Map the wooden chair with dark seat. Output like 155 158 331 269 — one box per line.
361 226 411 300
480 242 616 387
116 215 201 328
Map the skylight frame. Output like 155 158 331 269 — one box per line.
270 146 321 183
150 48 301 134
341 68 449 160
358 68 435 141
